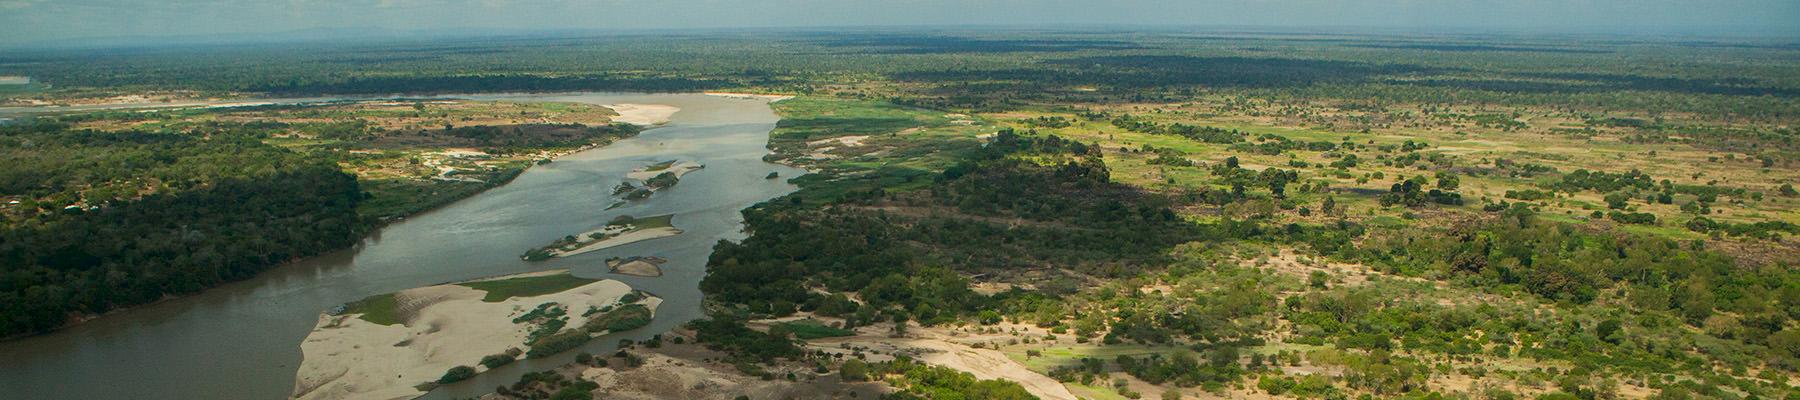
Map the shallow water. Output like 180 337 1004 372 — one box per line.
0 93 805 399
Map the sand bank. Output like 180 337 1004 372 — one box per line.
548 227 682 258
608 256 667 277
602 104 680 126
702 92 794 102
624 160 705 182
291 271 659 400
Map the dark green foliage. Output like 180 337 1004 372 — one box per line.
1379 177 1463 207
1112 114 1244 144
1686 217 1799 239
438 365 476 384
0 123 366 337
526 331 592 358
1556 169 1655 194
879 357 1037 400
1606 211 1657 225
479 353 516 369
643 171 679 189
688 317 801 363
547 382 597 400
704 130 1199 319
1116 350 1245 387
583 303 651 333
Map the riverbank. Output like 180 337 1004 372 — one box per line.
291 270 660 400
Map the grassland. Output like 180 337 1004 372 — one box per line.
342 293 402 325
459 273 600 302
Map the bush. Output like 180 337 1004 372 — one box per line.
438 365 476 384
841 359 870 381
480 353 516 369
527 331 592 358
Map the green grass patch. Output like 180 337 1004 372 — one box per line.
1065 382 1132 400
778 319 854 339
344 292 402 325
1007 344 1170 373
459 273 598 302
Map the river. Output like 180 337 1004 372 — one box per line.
0 93 806 399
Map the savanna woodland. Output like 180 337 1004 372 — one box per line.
4 26 1800 400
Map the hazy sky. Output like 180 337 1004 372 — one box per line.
3 0 1797 45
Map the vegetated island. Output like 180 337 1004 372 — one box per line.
290 270 659 400
611 160 704 202
521 214 682 261
606 256 667 277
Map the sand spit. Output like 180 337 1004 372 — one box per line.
291 271 659 400
550 227 683 258
608 256 667 277
702 92 794 102
602 104 680 126
624 160 705 182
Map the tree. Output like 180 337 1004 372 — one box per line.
840 359 870 381
438 365 476 384
1604 192 1631 209
1435 171 1460 191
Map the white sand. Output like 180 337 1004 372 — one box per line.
610 260 664 277
806 135 868 147
290 273 657 400
624 161 705 182
792 320 1076 400
703 92 794 102
602 104 680 126
551 227 683 258
807 333 1077 400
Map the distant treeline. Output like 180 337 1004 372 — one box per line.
251 74 730 95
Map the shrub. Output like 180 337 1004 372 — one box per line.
438 365 476 384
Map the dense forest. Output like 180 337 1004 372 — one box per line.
0 123 367 337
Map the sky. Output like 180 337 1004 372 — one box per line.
2 0 1797 46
